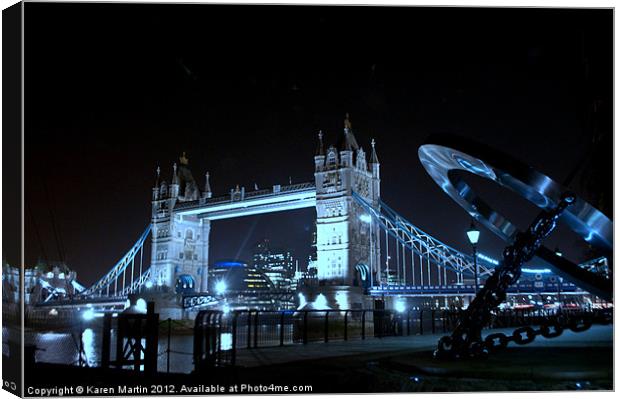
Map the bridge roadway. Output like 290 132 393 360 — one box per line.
34 296 128 309
174 182 316 220
369 281 583 297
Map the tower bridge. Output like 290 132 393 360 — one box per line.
30 116 611 318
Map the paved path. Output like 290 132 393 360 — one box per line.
235 325 613 367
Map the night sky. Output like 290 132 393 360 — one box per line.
22 4 612 286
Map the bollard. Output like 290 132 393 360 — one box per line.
303 311 308 344
215 313 223 366
101 313 111 369
406 312 411 336
344 311 349 341
324 311 329 343
442 310 447 333
166 318 171 373
144 302 159 375
231 312 239 366
361 310 366 340
419 310 424 335
253 311 259 348
279 312 285 347
193 312 204 372
247 311 252 349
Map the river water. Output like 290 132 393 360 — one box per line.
3 325 202 374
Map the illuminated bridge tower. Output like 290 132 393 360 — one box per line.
309 115 381 309
150 153 212 293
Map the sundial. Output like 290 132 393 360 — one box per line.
418 134 613 359
418 134 612 301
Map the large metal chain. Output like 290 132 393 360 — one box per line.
435 193 579 359
483 309 612 353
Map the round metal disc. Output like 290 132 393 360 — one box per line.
418 134 612 252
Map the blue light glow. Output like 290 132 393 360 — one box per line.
359 214 372 224
335 291 349 309
136 298 147 313
82 328 96 367
214 261 246 268
477 253 551 272
522 268 552 274
313 294 329 310
455 156 494 177
466 230 480 245
298 292 307 309
220 332 233 351
395 299 406 313
477 253 500 265
82 309 95 321
215 280 227 295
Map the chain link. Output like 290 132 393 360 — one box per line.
434 193 593 359
476 309 612 356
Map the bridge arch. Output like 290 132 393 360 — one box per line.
175 274 196 294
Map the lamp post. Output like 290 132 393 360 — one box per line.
385 256 391 286
467 221 480 294
555 247 562 310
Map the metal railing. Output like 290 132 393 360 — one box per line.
193 307 605 369
192 308 445 368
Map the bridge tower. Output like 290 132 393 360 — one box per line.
150 153 212 294
309 115 381 309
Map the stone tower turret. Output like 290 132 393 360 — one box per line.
150 154 211 297
310 115 381 310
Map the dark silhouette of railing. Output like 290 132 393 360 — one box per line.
193 307 602 369
100 302 159 375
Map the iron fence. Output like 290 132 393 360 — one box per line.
193 307 606 369
17 306 604 374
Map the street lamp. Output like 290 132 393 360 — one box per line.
467 220 480 294
555 247 562 309
385 255 391 286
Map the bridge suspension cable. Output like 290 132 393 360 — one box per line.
352 192 496 288
81 225 152 297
